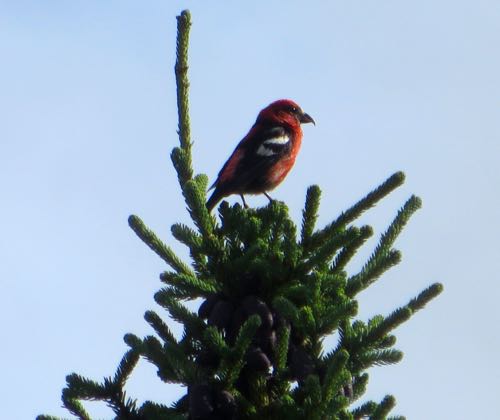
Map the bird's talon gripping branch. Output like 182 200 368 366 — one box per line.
263 192 273 203
206 99 314 211
240 194 249 209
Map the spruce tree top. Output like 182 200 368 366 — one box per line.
39 10 442 420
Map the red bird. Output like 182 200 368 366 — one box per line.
206 99 315 211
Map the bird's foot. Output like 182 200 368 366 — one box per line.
240 194 249 209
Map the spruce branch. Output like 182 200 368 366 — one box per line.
371 395 396 420
105 389 140 419
356 348 404 369
364 307 412 345
174 10 193 186
160 271 219 297
128 215 193 275
123 332 143 349
113 348 141 387
351 373 369 402
407 282 444 312
64 374 107 401
61 390 91 420
283 216 300 267
203 325 229 356
182 178 216 238
327 396 351 418
280 282 313 303
144 310 179 345
345 249 402 297
171 146 192 191
318 300 358 336
171 395 189 413
364 283 442 346
346 195 421 297
154 285 193 300
60 373 141 419
172 11 218 246
378 335 397 348
171 223 203 255
352 401 378 419
154 293 205 338
302 226 360 273
372 195 422 259
139 335 183 383
320 272 347 295
321 349 350 408
303 374 323 413
301 185 321 248
272 296 300 325
311 171 405 247
275 324 291 373
222 315 262 386
332 225 373 273
139 401 183 419
162 342 198 384
297 305 317 333
232 314 262 357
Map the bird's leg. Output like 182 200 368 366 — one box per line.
240 194 249 208
264 192 274 203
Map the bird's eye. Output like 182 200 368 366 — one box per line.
289 106 298 113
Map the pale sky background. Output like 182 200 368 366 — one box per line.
1 1 499 419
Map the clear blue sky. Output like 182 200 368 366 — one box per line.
1 1 499 418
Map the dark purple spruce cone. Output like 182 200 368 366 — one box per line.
189 384 237 420
226 295 274 345
272 312 291 330
198 294 222 319
245 346 272 372
255 328 277 359
208 300 235 330
226 305 246 344
214 390 237 419
288 344 315 382
241 296 274 330
189 384 214 419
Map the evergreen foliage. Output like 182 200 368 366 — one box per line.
39 10 442 420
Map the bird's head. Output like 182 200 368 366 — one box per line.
257 99 315 128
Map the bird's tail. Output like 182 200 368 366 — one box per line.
206 189 224 212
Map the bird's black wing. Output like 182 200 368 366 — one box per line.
221 125 292 193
